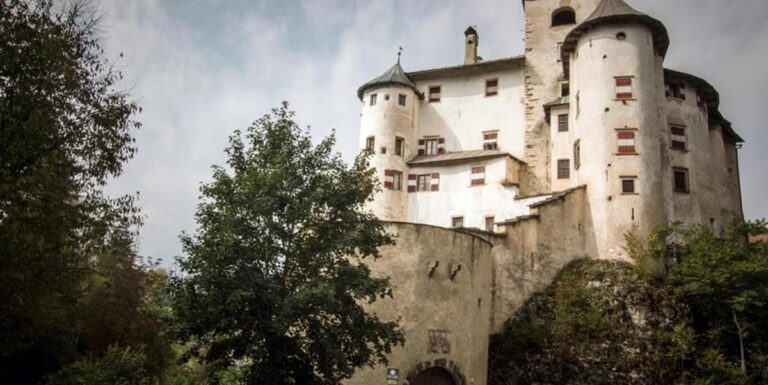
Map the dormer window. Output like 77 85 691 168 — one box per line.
428 86 441 102
552 7 576 27
483 132 498 150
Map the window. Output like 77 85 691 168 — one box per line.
452 216 464 228
419 137 444 156
552 7 576 26
561 81 570 97
574 140 581 169
485 79 498 97
670 125 687 150
576 91 581 116
696 90 707 108
557 159 570 179
483 132 498 150
384 170 403 191
617 131 636 154
471 166 485 186
666 83 686 100
398 94 407 106
616 32 627 41
365 136 374 151
369 93 377 106
428 86 441 102
558 114 569 132
485 216 495 232
395 137 404 156
380 146 387 154
674 168 690 193
621 177 636 194
417 174 430 192
615 77 633 100
384 94 390 101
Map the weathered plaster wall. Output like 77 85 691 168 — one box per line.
491 186 595 332
549 104 573 192
523 0 602 195
360 85 420 221
406 157 548 229
569 24 667 259
347 223 494 385
414 69 526 159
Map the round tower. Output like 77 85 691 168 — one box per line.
357 60 421 221
561 0 670 259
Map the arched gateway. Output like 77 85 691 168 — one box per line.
403 360 466 385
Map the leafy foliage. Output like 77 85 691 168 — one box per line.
0 1 141 383
43 346 149 385
489 259 688 385
171 102 403 385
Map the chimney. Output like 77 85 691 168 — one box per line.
464 26 479 65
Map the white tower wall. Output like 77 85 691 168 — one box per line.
570 23 667 259
359 85 419 221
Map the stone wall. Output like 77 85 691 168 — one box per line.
346 222 494 385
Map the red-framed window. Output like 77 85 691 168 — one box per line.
384 170 403 190
617 131 636 154
615 76 633 100
471 166 485 186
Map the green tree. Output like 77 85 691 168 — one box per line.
0 1 141 383
172 102 403 385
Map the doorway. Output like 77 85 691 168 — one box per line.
410 367 457 385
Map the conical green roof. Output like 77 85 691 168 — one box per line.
357 62 421 101
561 0 669 75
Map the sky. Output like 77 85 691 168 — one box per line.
99 0 768 267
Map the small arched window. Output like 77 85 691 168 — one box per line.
552 7 576 26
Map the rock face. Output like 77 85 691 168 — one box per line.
488 259 688 385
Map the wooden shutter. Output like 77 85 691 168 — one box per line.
617 131 636 153
471 166 485 186
418 139 425 156
431 173 440 191
615 77 633 99
384 169 394 189
437 138 445 154
407 174 417 193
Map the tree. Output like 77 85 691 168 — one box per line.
0 1 141 383
172 102 403 385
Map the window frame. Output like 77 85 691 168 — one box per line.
670 125 687 151
452 216 464 228
485 216 495 232
617 129 637 154
428 86 441 103
471 165 486 186
485 78 499 97
424 138 439 155
365 136 375 151
483 131 498 150
416 174 431 192
558 114 569 132
620 176 637 195
673 167 690 193
574 139 581 170
551 7 576 27
398 94 407 106
369 93 377 106
395 137 404 156
392 170 403 191
557 159 570 179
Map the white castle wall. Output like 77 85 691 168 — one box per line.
569 23 667 259
360 84 419 221
414 69 526 159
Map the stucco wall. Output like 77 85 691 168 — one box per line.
414 69 526 159
347 223 494 385
523 0 602 194
569 23 667 259
407 157 548 230
361 84 420 221
491 186 595 332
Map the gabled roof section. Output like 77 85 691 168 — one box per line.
357 62 422 101
407 55 524 82
407 149 524 167
560 0 669 76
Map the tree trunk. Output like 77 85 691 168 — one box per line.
732 310 747 374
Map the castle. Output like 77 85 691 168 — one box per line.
347 1 744 385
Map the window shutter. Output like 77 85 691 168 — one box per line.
384 169 394 189
418 139 426 156
437 137 445 154
471 166 485 186
431 173 440 191
615 77 633 99
407 174 417 193
617 131 636 153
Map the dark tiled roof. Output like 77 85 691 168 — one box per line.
357 62 421 101
407 56 524 82
407 149 524 167
561 0 669 76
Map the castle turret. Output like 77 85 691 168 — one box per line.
561 0 670 258
357 60 421 221
464 26 479 65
